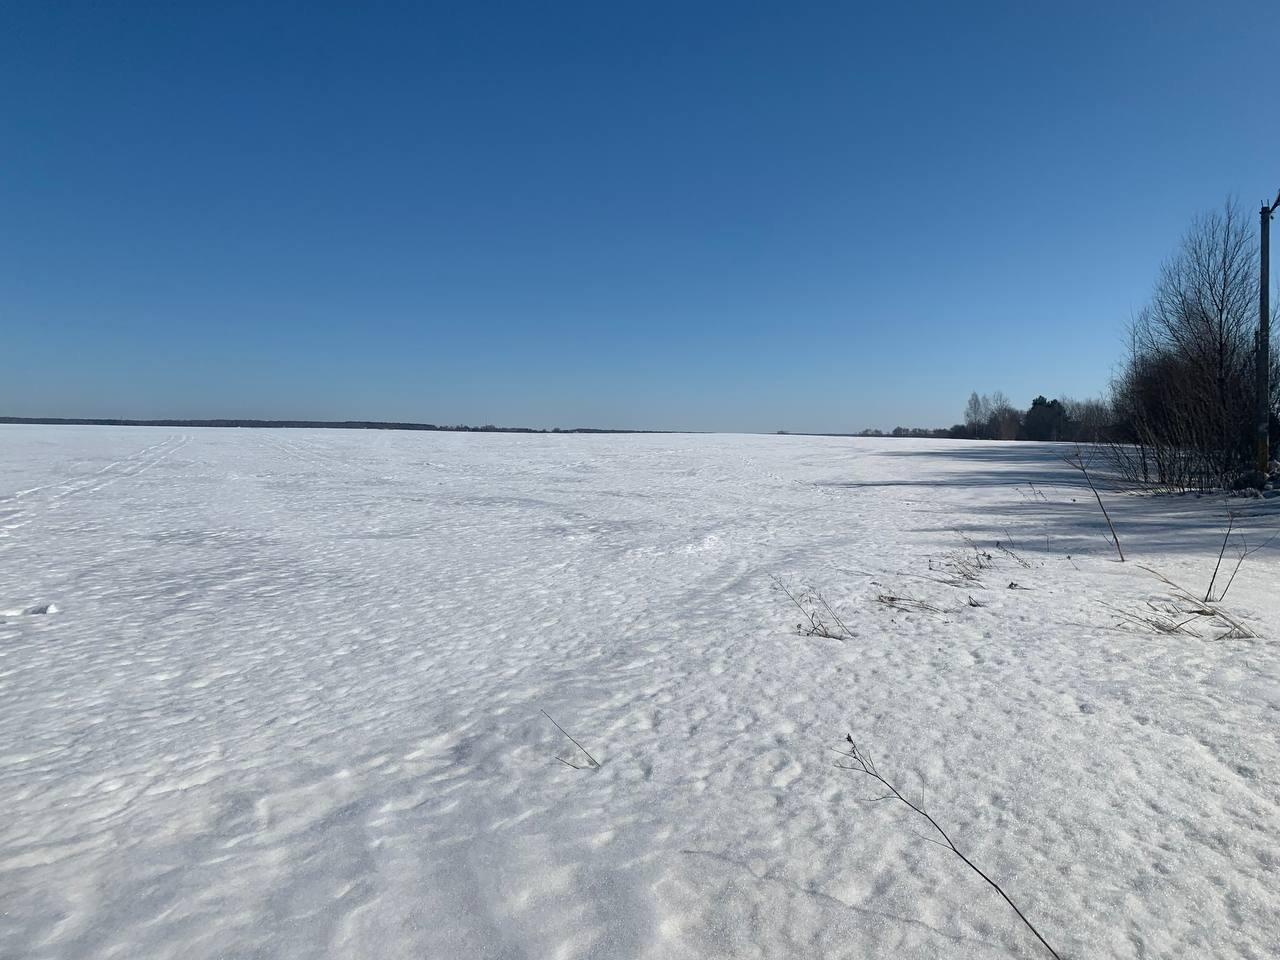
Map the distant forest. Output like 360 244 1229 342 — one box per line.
858 392 1110 443
0 417 667 435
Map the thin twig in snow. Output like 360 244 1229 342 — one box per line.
772 575 823 635
542 710 600 768
1217 525 1280 603
816 592 855 640
1063 447 1124 562
1203 512 1235 602
835 737 1063 960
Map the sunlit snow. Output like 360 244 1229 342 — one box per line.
2 426 1277 958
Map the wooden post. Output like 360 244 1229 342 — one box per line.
1259 196 1276 474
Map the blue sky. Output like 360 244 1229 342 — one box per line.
3 1 1278 432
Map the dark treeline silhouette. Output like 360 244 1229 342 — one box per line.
0 417 672 435
859 392 1109 443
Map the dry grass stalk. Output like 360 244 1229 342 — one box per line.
835 738 1063 960
1063 447 1124 562
542 710 600 769
875 592 946 618
1135 565 1261 641
771 575 854 640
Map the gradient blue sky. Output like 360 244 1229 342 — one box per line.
3 2 1278 432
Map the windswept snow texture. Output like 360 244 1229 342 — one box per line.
2 426 1279 959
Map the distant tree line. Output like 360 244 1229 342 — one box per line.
859 392 1109 442
0 417 669 435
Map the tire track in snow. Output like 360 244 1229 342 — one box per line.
0 435 189 537
0 435 176 503
48 435 190 504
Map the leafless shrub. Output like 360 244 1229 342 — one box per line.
835 737 1063 960
1058 396 1112 443
771 575 854 640
927 533 996 587
1100 200 1272 492
927 554 984 587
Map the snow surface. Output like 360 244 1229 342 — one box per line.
1 426 1278 959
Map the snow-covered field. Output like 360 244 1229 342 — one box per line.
2 426 1278 959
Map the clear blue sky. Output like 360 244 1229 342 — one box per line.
3 1 1278 432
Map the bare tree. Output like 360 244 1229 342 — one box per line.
1107 200 1267 489
964 391 986 438
1059 396 1110 443
986 391 1022 440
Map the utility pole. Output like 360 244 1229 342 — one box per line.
1258 190 1280 474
